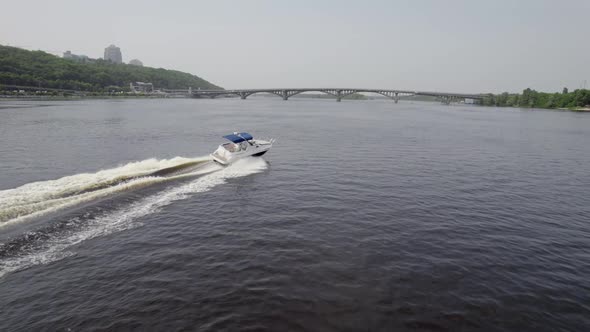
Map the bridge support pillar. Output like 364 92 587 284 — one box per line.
394 92 399 104
336 90 342 102
281 90 288 100
239 92 247 100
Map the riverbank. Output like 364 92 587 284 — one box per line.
480 88 590 110
556 107 590 112
0 94 175 101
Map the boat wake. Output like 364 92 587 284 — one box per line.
0 157 268 278
0 157 216 227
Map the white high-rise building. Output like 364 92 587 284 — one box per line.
104 44 122 64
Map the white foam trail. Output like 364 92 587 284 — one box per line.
0 156 212 225
0 157 267 279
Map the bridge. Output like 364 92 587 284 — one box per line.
187 88 483 104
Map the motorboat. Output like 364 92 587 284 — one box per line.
211 132 273 165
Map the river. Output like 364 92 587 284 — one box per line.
0 98 589 331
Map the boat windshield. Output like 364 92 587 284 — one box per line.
223 143 238 152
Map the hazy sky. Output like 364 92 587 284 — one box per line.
1 0 588 93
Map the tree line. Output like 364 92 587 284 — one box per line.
0 45 221 92
480 87 590 109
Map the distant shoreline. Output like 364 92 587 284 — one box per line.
0 95 174 101
1 95 589 113
562 107 590 112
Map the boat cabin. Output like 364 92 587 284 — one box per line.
221 132 254 152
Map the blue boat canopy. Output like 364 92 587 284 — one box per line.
223 134 245 143
237 132 253 140
222 132 254 143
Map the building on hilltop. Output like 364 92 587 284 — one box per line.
104 44 122 64
129 59 143 66
63 50 90 63
130 82 153 94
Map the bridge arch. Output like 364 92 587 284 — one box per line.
355 90 417 103
235 90 285 99
283 89 362 101
287 89 340 99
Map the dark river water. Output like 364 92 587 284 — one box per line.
0 98 589 331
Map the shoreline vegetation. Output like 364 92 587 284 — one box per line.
480 88 590 111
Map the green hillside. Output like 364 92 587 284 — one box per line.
0 45 221 92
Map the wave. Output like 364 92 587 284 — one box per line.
0 157 268 278
0 156 215 226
